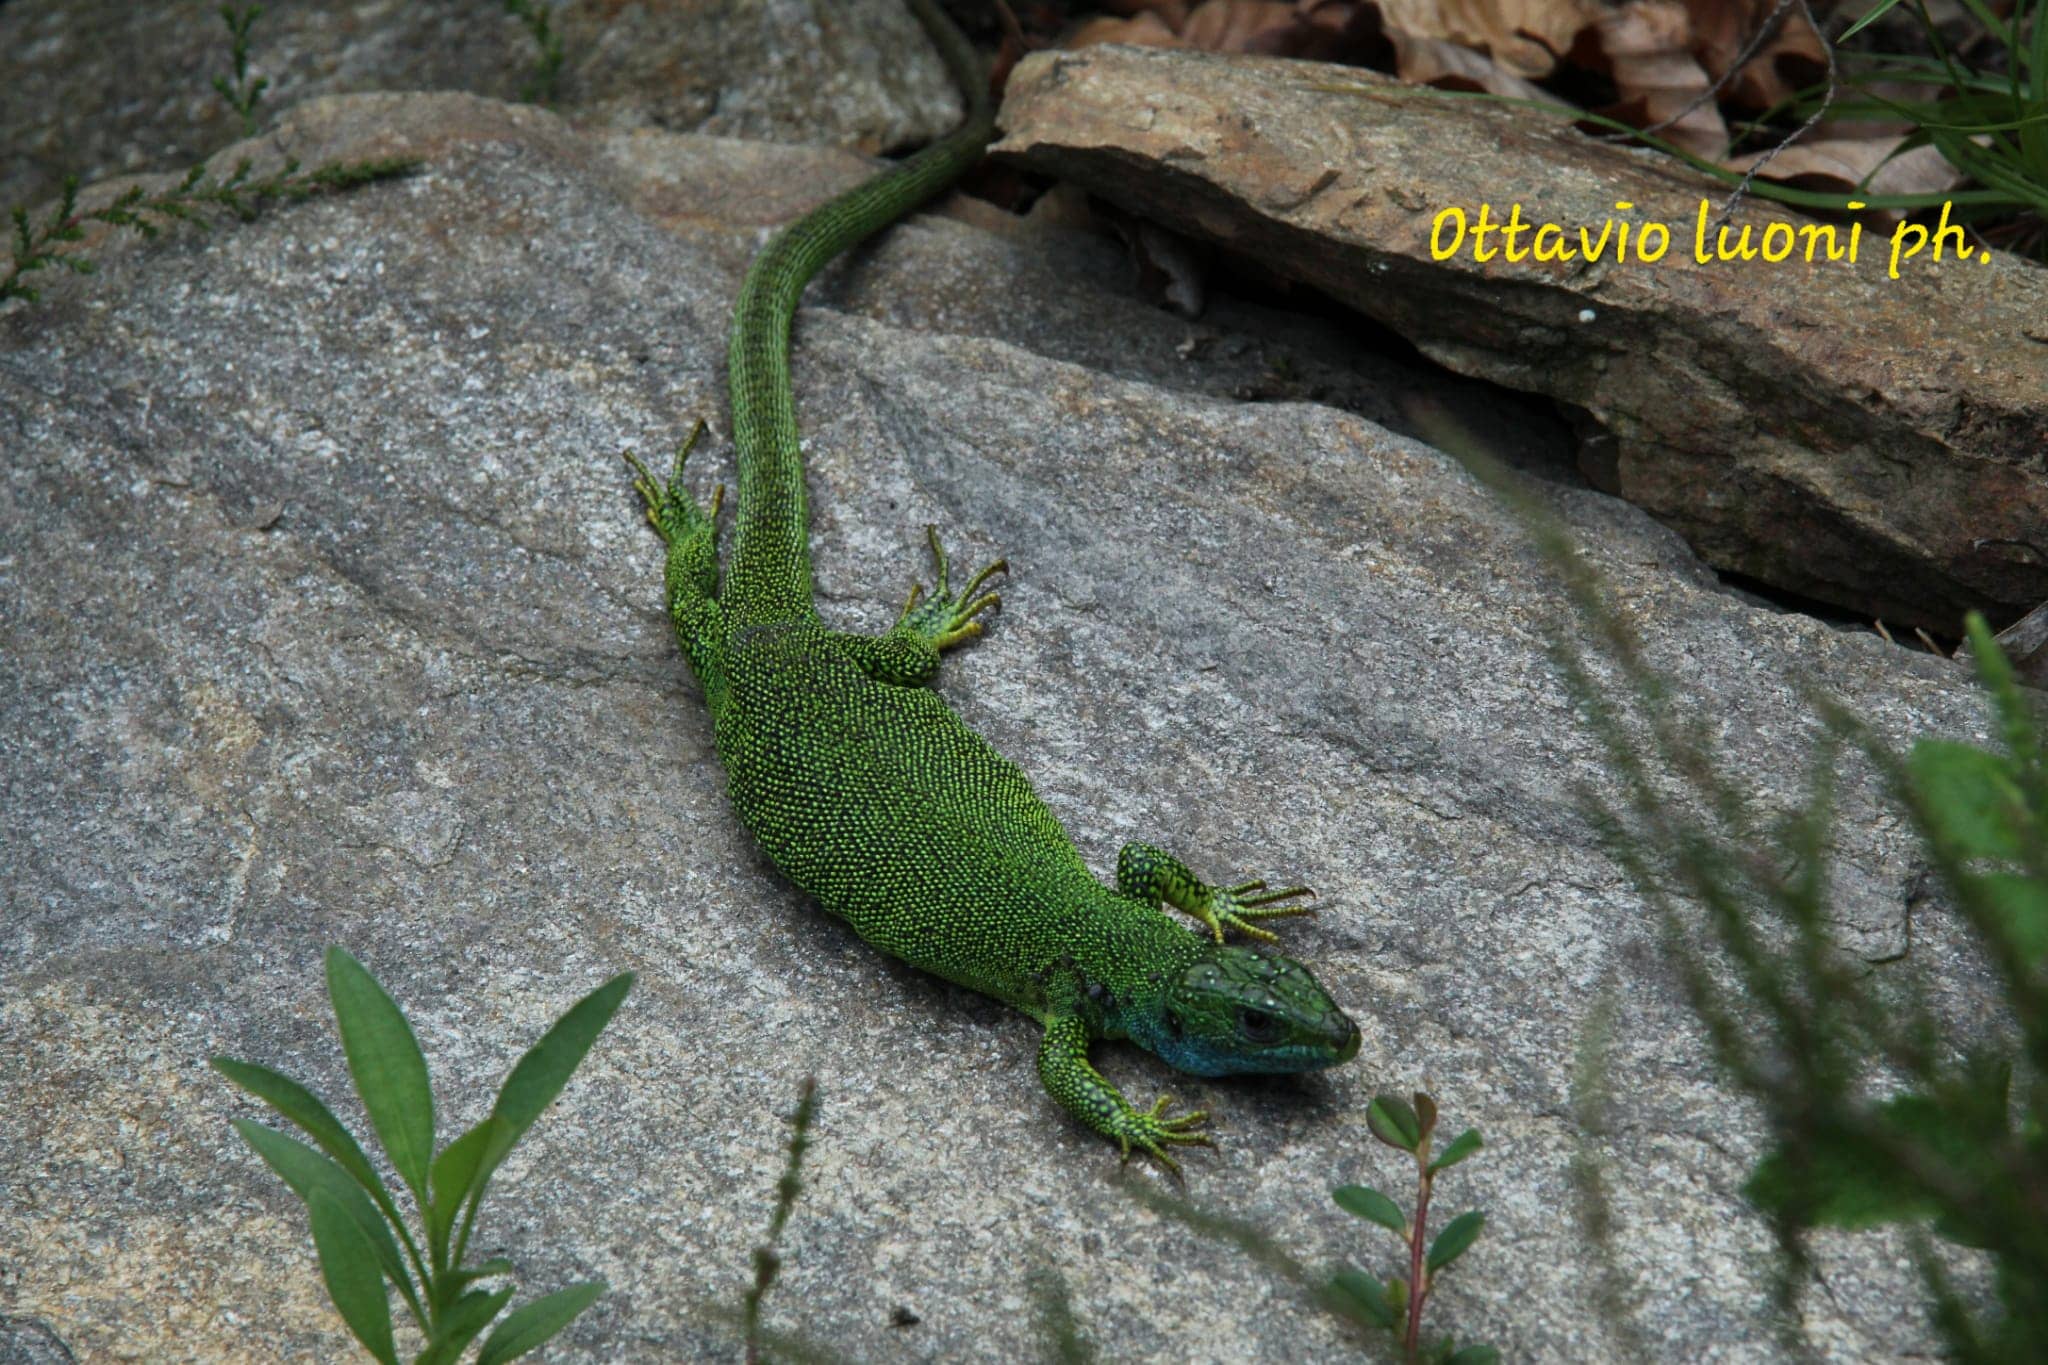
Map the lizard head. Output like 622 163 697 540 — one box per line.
1141 947 1360 1078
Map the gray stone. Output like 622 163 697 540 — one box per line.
995 45 2048 636
0 91 2010 1362
0 0 960 213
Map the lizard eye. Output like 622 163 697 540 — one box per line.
1237 1007 1283 1044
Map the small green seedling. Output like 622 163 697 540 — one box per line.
502 1 566 103
1327 1091 1497 1365
215 948 631 1363
213 5 270 134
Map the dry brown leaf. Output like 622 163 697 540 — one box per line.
1367 0 1600 78
1387 32 1574 100
1068 11 1188 46
1071 0 1388 61
1182 0 1303 51
1579 1 1730 157
1683 0 1828 111
1286 0 1391 60
1099 0 1194 21
1725 138 1971 197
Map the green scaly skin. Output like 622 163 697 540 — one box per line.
627 0 1360 1173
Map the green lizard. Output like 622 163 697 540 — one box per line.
626 0 1359 1172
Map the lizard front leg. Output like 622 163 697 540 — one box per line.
1116 842 1315 945
1038 1014 1211 1174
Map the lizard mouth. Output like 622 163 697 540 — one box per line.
1335 1020 1361 1063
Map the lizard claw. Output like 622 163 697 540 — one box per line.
895 524 1007 652
623 419 720 546
1117 1095 1214 1176
1205 881 1317 944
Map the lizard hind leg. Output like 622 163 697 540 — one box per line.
624 419 724 609
894 524 1007 653
625 419 723 549
1116 842 1316 944
832 524 1006 687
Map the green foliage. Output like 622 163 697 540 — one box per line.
1531 481 2048 1360
1719 617 2048 1358
1565 983 1657 1358
215 949 630 1362
1090 1093 1498 1362
213 5 270 135
2 0 417 312
742 1077 820 1365
1321 0 2046 254
0 156 417 307
1808 0 2048 245
1331 1091 1495 1364
502 1 567 104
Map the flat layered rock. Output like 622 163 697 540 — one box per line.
0 91 2010 1362
996 45 2048 633
0 0 960 212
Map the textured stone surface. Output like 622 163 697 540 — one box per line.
0 91 2011 1362
996 45 2048 634
0 0 960 212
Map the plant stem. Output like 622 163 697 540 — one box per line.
744 1078 818 1364
1406 1157 1434 1362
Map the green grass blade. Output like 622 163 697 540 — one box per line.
1951 0 2013 43
428 1117 502 1257
1319 82 2017 212
307 1193 400 1365
477 1281 606 1365
211 1058 397 1212
416 1287 514 1365
2028 0 2047 100
483 973 633 1171
450 1257 516 1287
1840 0 1913 42
325 948 436 1199
230 1119 424 1324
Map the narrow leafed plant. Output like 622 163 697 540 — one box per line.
1798 0 2048 252
743 1077 819 1365
214 948 632 1363
213 4 270 135
1510 423 2048 1357
2 157 417 306
1328 1092 1496 1365
1027 1258 1098 1365
2 0 415 310
502 0 567 103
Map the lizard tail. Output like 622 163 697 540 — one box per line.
723 0 995 625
